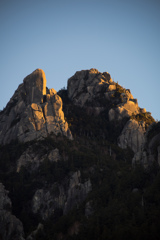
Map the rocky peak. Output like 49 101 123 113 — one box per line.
0 69 72 145
0 68 159 239
67 68 156 167
67 68 112 107
23 68 46 104
67 69 146 119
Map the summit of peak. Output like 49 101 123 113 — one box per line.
89 68 100 74
0 69 72 145
23 68 47 104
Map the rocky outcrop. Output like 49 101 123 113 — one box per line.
118 119 146 153
67 68 144 121
64 171 92 214
0 183 25 240
109 99 140 121
32 171 92 220
67 68 112 107
118 119 148 166
16 143 61 172
0 69 72 145
26 223 43 240
138 123 160 167
118 119 160 167
32 184 66 220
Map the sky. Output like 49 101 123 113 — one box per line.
0 0 160 120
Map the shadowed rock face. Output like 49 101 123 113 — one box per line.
0 69 72 145
0 183 25 240
32 170 92 220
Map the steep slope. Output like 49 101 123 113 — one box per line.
0 68 160 240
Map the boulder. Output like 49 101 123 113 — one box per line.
140 108 146 114
32 187 65 220
48 148 61 162
109 107 130 121
109 99 139 121
107 84 116 91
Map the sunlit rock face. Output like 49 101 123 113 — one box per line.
118 119 160 168
0 69 72 145
67 68 112 107
109 99 140 121
67 68 157 167
118 119 146 153
67 68 141 120
23 68 47 104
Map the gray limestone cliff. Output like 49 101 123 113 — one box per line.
0 69 72 145
0 183 25 240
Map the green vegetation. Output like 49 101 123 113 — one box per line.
59 89 129 143
114 82 126 98
0 123 160 239
131 112 155 129
42 157 160 240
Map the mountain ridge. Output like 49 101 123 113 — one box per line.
0 68 160 240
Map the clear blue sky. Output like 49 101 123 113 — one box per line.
1 0 160 120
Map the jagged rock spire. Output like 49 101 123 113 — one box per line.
23 68 47 104
0 69 72 145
